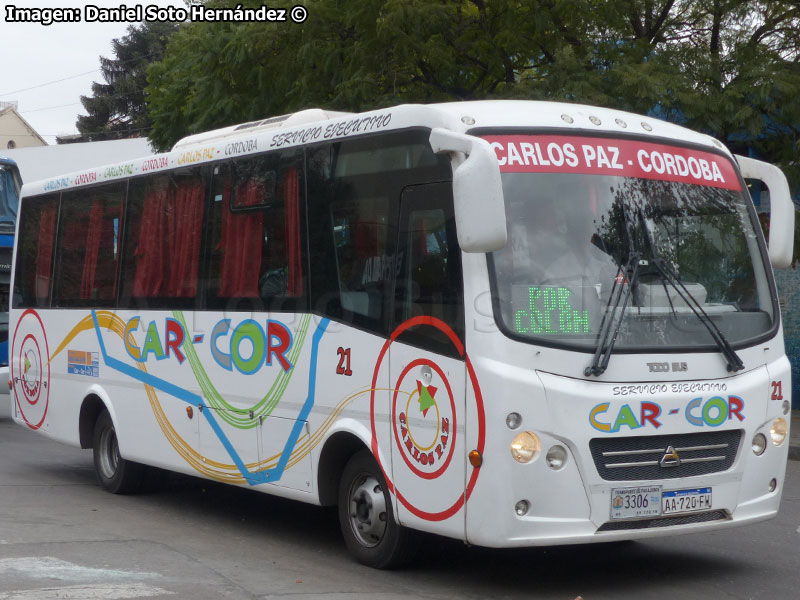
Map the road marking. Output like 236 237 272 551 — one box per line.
0 583 173 599
0 557 161 581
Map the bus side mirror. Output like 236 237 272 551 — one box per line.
430 128 507 253
735 155 795 268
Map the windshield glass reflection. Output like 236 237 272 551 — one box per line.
490 171 773 350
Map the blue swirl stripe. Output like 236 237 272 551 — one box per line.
90 310 329 485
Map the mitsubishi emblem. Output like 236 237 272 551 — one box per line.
660 445 681 468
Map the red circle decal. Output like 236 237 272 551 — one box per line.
370 316 486 522
11 309 51 430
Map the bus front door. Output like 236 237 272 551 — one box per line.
389 182 467 539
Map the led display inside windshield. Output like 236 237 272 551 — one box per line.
512 285 591 335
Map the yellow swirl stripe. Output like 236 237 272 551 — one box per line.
53 311 405 486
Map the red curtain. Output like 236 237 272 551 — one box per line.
282 167 302 297
134 178 205 298
218 180 263 297
34 204 56 299
167 181 205 297
80 198 104 299
413 216 428 257
133 182 169 297
354 218 377 259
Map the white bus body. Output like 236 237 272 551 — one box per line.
9 101 794 567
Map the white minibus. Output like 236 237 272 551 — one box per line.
9 101 794 567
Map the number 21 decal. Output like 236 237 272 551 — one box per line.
336 347 353 376
771 381 783 400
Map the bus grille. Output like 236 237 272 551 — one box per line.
589 430 742 481
596 510 730 532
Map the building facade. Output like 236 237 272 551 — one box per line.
0 102 47 149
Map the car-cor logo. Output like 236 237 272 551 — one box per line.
590 396 745 432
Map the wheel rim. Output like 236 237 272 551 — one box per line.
347 474 388 548
98 426 120 479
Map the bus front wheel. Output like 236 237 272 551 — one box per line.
338 450 414 569
92 411 144 494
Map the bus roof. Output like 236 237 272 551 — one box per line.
20 100 729 199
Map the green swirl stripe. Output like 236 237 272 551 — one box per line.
174 311 312 429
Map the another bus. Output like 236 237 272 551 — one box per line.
9 101 794 568
0 155 20 383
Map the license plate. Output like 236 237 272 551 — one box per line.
662 487 712 514
610 486 662 519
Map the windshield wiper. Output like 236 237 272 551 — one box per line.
635 208 745 373
584 257 639 377
585 205 641 377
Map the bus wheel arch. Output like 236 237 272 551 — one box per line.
90 406 145 494
317 430 367 507
79 393 111 449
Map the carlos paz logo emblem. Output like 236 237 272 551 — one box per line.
12 309 51 430
21 347 41 397
393 363 455 478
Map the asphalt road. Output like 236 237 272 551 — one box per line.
1 400 798 600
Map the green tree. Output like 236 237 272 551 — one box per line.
518 1 800 181
145 0 800 190
146 0 552 150
75 20 179 142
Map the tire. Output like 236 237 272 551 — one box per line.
338 449 415 569
92 411 145 494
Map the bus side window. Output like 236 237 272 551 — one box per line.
306 131 452 335
13 194 59 308
119 169 206 309
330 195 391 326
53 184 125 308
306 144 397 335
205 150 306 313
394 184 464 357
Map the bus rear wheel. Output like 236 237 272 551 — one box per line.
92 411 144 494
338 450 414 569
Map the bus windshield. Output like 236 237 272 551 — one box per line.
0 161 20 232
487 135 774 352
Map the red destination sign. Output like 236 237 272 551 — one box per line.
482 135 741 191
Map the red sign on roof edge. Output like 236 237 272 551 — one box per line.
482 135 741 191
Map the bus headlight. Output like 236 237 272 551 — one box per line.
510 432 541 463
770 418 787 446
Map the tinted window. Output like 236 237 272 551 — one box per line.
13 194 59 308
394 183 463 355
53 184 125 307
205 150 306 312
119 169 206 309
306 131 450 335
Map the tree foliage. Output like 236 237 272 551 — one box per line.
75 20 179 141
146 0 800 189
